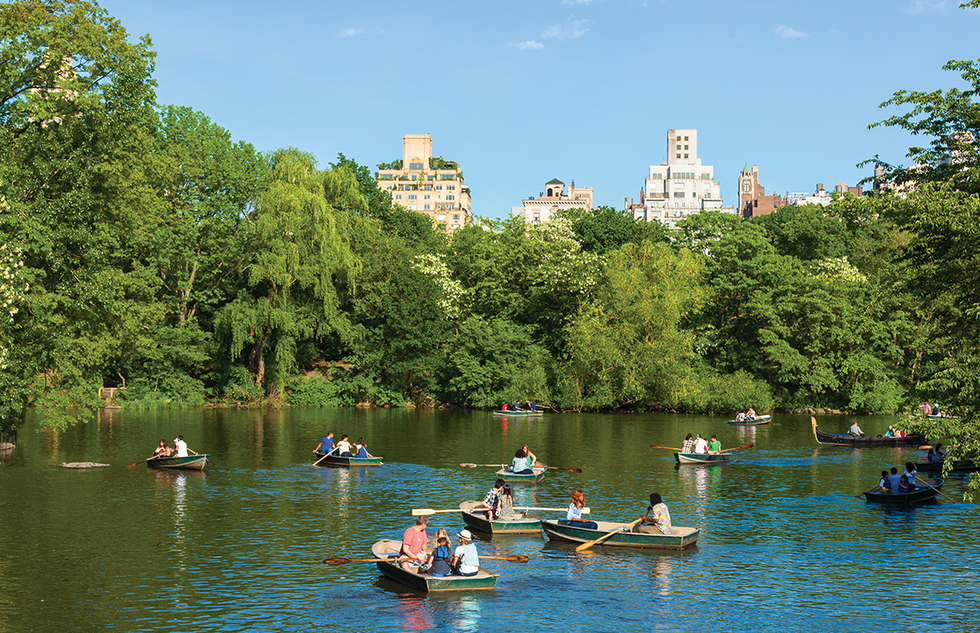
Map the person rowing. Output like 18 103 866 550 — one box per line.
314 431 335 455
510 447 533 474
151 439 173 458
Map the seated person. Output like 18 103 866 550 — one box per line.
354 437 370 458
636 492 672 534
482 479 504 519
314 431 334 455
878 470 891 493
452 530 480 576
897 473 911 493
334 434 353 457
510 447 533 474
152 439 173 457
426 536 453 577
848 422 864 437
558 489 598 530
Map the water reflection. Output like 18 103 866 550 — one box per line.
396 596 432 630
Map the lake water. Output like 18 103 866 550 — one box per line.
1 408 977 632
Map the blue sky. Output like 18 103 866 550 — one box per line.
97 0 980 219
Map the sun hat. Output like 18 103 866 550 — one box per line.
458 529 473 541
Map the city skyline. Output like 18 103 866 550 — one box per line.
97 0 980 220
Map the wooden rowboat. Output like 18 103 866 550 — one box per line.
313 452 383 467
540 519 699 550
724 414 772 426
674 452 731 465
371 539 498 592
811 418 925 447
458 500 542 534
492 410 543 417
915 459 979 473
495 464 547 483
863 479 943 505
147 454 209 471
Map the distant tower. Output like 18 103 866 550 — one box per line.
738 164 764 215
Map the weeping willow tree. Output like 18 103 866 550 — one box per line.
214 148 363 396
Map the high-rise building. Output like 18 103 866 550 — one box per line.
513 178 594 225
375 134 471 232
635 129 734 227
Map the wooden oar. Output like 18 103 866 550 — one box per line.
914 475 957 503
719 443 753 453
323 554 529 565
459 463 506 468
312 452 333 467
543 466 583 473
525 506 590 514
412 508 465 516
126 457 152 469
649 444 683 451
575 518 644 553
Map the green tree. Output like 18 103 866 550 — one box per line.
213 149 361 396
0 0 160 429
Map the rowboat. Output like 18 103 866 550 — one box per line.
371 539 498 592
811 418 925 447
495 464 547 483
458 500 542 534
146 454 209 471
313 452 383 467
915 459 979 473
674 452 730 465
926 414 960 420
540 519 699 550
863 479 943 505
492 410 543 417
724 414 771 426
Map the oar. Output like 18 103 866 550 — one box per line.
412 508 464 516
575 518 644 553
312 453 332 467
126 457 152 469
719 443 753 453
525 506 590 514
650 444 683 451
914 475 957 503
323 554 529 565
459 463 506 468
543 466 583 473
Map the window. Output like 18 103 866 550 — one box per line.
743 182 751 192
676 136 681 141
684 136 689 141
424 194 430 199
701 173 711 180
684 145 688 150
409 162 424 170
676 154 681 159
453 214 460 220
684 154 688 159
447 185 455 190
676 145 681 150
436 185 443 190
424 204 430 210
446 195 454 200
675 192 685 198
408 194 417 200
396 194 402 199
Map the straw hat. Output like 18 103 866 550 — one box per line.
458 529 473 541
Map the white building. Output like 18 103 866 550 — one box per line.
513 178 594 225
375 134 471 232
635 129 735 228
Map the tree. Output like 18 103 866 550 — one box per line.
0 0 160 430
213 149 361 395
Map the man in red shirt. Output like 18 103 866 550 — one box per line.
400 515 428 570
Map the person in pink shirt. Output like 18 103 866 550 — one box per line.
399 515 428 571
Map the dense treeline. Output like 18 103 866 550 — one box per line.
3 2 980 454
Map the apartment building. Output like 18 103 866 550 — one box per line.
375 134 471 232
513 178 594 225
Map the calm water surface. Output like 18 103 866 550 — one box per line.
1 409 978 632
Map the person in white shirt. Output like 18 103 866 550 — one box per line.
334 434 353 457
693 434 709 454
173 436 188 458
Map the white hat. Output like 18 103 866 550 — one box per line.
458 529 473 541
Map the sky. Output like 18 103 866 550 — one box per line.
96 0 980 220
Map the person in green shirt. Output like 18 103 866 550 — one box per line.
707 435 722 454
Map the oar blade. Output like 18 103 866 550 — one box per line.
322 557 353 565
459 463 477 468
509 555 530 563
411 508 436 516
